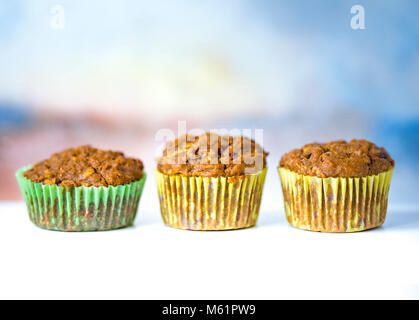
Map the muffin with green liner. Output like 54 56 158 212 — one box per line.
16 145 146 231
278 139 394 233
156 132 268 231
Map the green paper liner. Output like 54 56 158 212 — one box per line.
155 168 267 231
278 167 394 232
16 166 146 232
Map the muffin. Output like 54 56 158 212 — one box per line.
16 145 146 231
155 133 268 230
278 139 394 232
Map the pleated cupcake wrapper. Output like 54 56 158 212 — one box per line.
278 167 393 233
16 166 146 232
155 168 267 231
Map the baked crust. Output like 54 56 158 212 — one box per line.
157 133 268 177
279 139 394 178
24 145 144 187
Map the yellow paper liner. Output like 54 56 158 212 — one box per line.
278 167 394 233
155 168 267 231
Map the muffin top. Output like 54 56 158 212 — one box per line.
279 139 394 178
24 145 144 187
157 132 268 178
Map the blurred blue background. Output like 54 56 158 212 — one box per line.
0 0 418 205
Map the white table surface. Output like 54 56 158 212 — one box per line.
1 199 418 300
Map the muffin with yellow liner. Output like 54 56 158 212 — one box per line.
16 145 146 231
156 133 268 230
278 139 394 233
